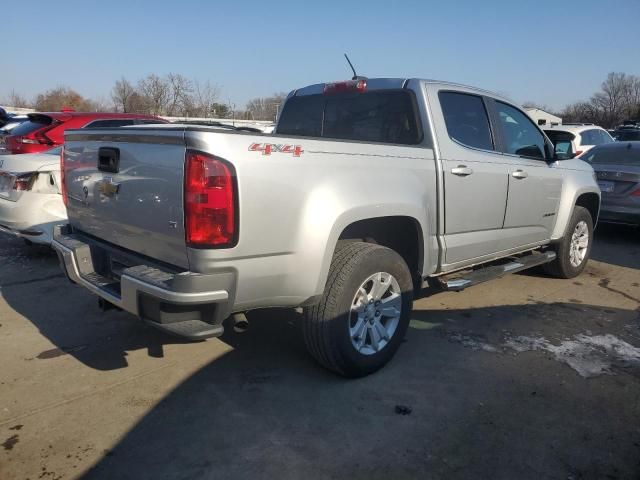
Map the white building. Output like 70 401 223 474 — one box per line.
524 108 562 127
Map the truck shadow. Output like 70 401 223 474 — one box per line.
591 223 639 270
80 301 640 480
0 235 193 371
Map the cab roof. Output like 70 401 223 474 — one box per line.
290 77 510 103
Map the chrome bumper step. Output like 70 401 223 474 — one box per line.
439 251 556 292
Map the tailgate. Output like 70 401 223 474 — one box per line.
64 128 189 269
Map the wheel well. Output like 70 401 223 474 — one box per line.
575 193 600 224
338 216 424 283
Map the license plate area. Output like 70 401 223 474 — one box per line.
0 173 14 197
597 180 614 193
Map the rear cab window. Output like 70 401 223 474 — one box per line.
277 90 422 145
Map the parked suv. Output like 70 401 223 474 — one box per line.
5 112 167 154
612 124 640 142
544 123 614 157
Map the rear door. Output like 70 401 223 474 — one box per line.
493 101 562 246
64 128 189 268
433 90 510 265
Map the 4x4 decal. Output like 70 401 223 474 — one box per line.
249 143 304 157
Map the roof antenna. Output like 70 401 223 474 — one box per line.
344 53 366 80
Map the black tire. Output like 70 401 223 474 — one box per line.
544 206 593 279
303 242 414 377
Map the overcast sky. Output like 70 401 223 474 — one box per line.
3 0 639 110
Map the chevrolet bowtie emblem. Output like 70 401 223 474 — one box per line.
97 177 120 196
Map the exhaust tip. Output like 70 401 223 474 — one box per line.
232 313 249 333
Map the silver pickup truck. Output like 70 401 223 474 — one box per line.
52 78 600 376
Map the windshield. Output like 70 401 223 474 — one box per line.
582 145 640 166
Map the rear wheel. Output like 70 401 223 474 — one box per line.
544 206 593 279
303 242 413 377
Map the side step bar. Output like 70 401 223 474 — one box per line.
438 251 556 292
146 319 224 341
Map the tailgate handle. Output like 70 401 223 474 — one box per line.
98 147 120 173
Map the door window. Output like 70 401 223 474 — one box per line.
580 129 596 145
495 102 546 159
439 92 494 150
84 119 135 128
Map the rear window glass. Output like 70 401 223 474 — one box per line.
544 130 575 156
582 146 640 166
277 91 422 145
9 117 52 136
544 130 576 143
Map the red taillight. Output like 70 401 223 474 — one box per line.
20 128 54 146
184 150 237 248
631 188 640 197
574 150 584 157
323 79 367 95
60 146 68 205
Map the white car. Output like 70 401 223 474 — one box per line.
0 146 66 245
544 123 614 158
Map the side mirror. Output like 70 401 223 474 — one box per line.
515 144 545 159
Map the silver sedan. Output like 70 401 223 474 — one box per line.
582 142 640 225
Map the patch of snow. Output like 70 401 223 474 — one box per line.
445 328 640 378
503 334 640 378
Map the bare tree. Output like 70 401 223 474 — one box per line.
6 90 32 108
138 74 170 115
246 92 286 121
623 76 640 119
590 72 629 126
190 80 221 118
560 72 640 127
166 73 193 116
111 77 136 113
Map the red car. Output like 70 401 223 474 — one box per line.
5 112 167 154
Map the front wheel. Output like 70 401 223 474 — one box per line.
544 206 593 279
303 242 414 377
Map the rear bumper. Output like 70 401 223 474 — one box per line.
599 205 640 225
52 225 236 339
0 193 66 245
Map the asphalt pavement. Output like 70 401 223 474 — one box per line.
0 224 638 479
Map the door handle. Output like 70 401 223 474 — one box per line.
451 165 473 177
511 170 528 179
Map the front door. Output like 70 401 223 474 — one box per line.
493 101 562 247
